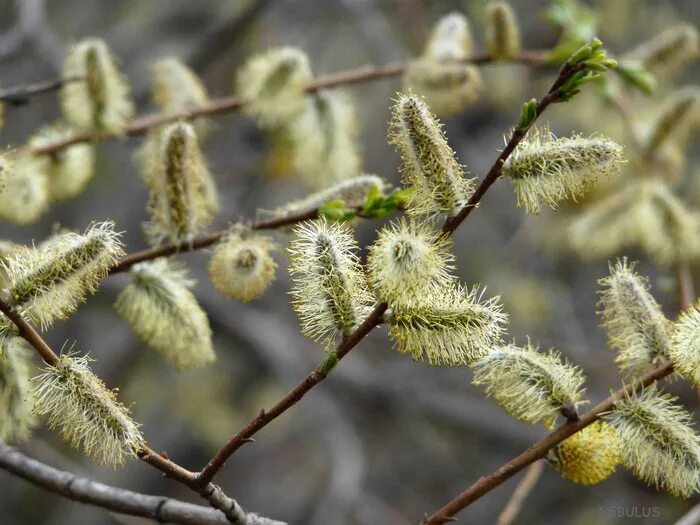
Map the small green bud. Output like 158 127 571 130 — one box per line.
516 98 537 131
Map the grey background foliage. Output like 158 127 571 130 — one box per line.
0 0 698 524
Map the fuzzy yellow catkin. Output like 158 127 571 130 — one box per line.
472 343 586 428
502 127 624 215
151 57 210 138
607 387 700 498
291 89 362 189
388 283 506 366
644 86 700 156
0 222 124 332
114 258 215 370
208 227 277 302
597 259 672 376
28 123 95 201
388 93 474 217
288 219 373 348
33 353 144 468
547 421 621 485
0 154 49 225
268 174 389 220
237 47 312 128
404 12 483 116
485 2 521 60
140 122 217 245
61 38 134 133
366 218 455 306
670 301 700 385
0 337 37 443
624 24 699 81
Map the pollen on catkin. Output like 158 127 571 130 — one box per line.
0 337 37 443
624 24 699 81
151 57 210 138
670 301 700 385
366 218 455 306
502 127 624 215
388 93 474 217
547 421 621 485
472 343 586 428
288 219 373 348
607 386 700 498
597 259 672 376
0 155 49 225
291 89 361 189
270 174 389 219
237 47 312 128
208 226 277 302
28 123 95 201
114 258 215 370
32 353 144 468
388 283 506 366
485 2 522 60
61 38 134 133
1 222 124 332
140 122 217 245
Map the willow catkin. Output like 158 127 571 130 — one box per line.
388 93 474 217
623 24 699 81
28 123 95 201
237 47 312 128
115 258 214 370
388 284 506 366
61 38 134 133
502 127 624 214
607 387 700 498
671 301 700 385
485 2 521 60
1 222 124 332
33 353 144 467
597 259 672 376
288 219 373 348
644 86 700 156
208 227 277 302
0 154 49 225
472 342 586 428
0 337 37 443
140 122 217 245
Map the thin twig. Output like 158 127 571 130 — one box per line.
494 461 545 525
677 261 695 312
195 55 576 487
28 51 547 156
0 76 83 105
421 361 675 525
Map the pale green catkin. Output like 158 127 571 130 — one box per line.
367 218 455 306
140 122 217 245
61 38 134 133
597 259 672 376
291 89 362 189
33 354 144 468
388 93 474 217
644 86 700 155
237 47 312 128
0 337 37 443
28 123 96 201
288 219 373 348
388 283 506 366
114 258 215 370
151 57 211 138
623 24 699 81
472 343 586 428
670 300 700 385
607 387 700 498
1 222 124 332
485 2 522 60
502 127 624 214
0 154 49 225
208 227 277 302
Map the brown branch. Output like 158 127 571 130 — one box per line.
677 261 695 312
0 76 83 106
28 51 547 156
0 297 282 524
494 461 545 525
421 361 675 525
195 55 577 487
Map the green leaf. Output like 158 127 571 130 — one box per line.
616 60 657 96
319 200 356 221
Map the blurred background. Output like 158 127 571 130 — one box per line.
0 0 698 524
